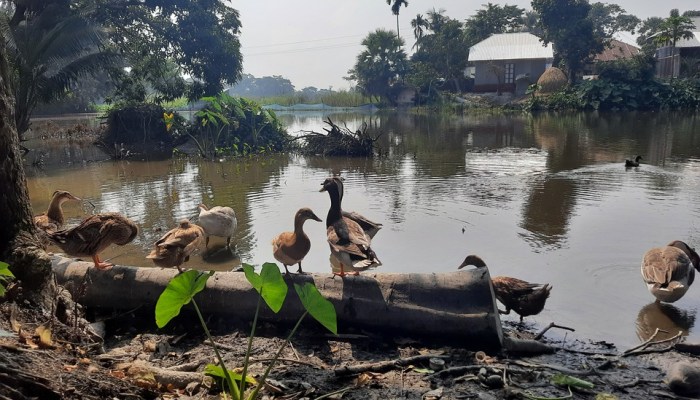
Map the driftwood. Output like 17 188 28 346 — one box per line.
51 256 504 351
298 117 379 157
334 353 449 376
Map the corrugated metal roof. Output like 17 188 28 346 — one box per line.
469 32 553 62
676 32 700 48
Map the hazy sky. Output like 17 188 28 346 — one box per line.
235 1 698 91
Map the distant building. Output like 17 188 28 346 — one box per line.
583 39 641 79
467 32 554 94
655 16 700 79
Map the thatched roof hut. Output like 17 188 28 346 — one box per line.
536 67 567 94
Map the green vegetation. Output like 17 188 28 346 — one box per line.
0 262 14 297
155 263 337 400
254 90 375 107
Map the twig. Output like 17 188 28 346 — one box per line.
623 328 662 354
314 385 355 400
534 322 576 340
651 390 700 399
334 353 448 376
249 357 320 368
510 360 596 376
622 330 683 357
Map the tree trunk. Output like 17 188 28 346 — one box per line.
52 256 505 351
0 37 54 304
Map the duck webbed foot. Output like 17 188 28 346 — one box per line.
92 255 113 270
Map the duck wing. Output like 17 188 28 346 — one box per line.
342 211 382 239
642 246 693 288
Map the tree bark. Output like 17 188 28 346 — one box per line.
52 256 505 351
0 34 54 303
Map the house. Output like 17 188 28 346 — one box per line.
655 16 700 79
583 39 640 79
467 32 553 95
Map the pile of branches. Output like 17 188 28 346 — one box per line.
298 117 380 157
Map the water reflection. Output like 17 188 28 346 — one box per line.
636 302 696 342
24 110 700 348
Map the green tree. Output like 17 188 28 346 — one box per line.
588 3 640 39
653 9 695 79
386 0 408 39
410 15 468 92
519 11 542 36
636 17 665 53
411 13 428 49
532 0 603 84
463 3 525 44
346 29 408 104
1 8 118 136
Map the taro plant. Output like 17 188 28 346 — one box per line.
155 262 337 399
0 262 15 297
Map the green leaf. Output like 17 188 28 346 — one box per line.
412 367 434 374
551 373 594 389
0 262 14 278
204 364 257 385
155 270 213 328
294 283 337 334
243 263 287 313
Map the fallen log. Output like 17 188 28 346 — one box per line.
51 256 504 351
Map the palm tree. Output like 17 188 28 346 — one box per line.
1 12 119 137
426 8 447 33
653 9 696 79
386 0 408 39
411 13 428 49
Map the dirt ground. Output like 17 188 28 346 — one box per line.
1 289 698 400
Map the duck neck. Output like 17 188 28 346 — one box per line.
47 199 65 225
294 216 307 234
325 185 343 226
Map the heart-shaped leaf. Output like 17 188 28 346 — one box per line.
155 270 213 328
243 263 287 313
294 283 337 334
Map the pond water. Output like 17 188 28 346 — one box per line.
24 110 700 348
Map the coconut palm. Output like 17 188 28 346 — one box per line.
386 0 408 39
411 13 428 49
653 9 695 79
1 12 119 137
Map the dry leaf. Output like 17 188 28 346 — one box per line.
35 325 53 348
109 370 126 379
64 364 79 372
79 358 91 365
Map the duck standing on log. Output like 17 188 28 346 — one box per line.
272 207 322 274
147 219 204 272
320 176 381 276
457 255 552 322
49 212 138 270
641 240 699 303
197 203 237 249
34 190 82 234
625 155 642 167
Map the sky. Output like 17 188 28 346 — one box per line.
235 0 699 91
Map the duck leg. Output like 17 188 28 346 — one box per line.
333 263 346 277
92 254 113 270
296 262 304 274
205 236 210 249
283 264 291 275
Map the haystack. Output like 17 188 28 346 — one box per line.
537 67 567 94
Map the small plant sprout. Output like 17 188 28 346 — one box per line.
154 262 338 400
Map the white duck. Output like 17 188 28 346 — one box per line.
641 240 700 303
197 203 237 248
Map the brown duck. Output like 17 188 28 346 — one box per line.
331 176 382 239
272 207 322 274
320 176 381 276
641 240 699 303
147 219 204 272
457 254 552 321
34 190 82 233
49 212 138 270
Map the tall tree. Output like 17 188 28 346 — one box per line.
532 0 603 84
588 2 640 39
463 3 525 45
410 16 468 92
519 11 542 36
0 27 54 306
386 0 408 39
411 13 428 49
653 9 695 79
1 10 117 136
346 29 408 103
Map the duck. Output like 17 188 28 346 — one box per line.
48 212 138 270
147 219 205 272
197 203 237 248
34 190 82 233
457 255 552 322
641 240 700 303
320 176 381 276
272 207 322 274
331 176 383 239
625 155 643 167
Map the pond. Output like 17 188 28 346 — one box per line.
24 110 700 349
